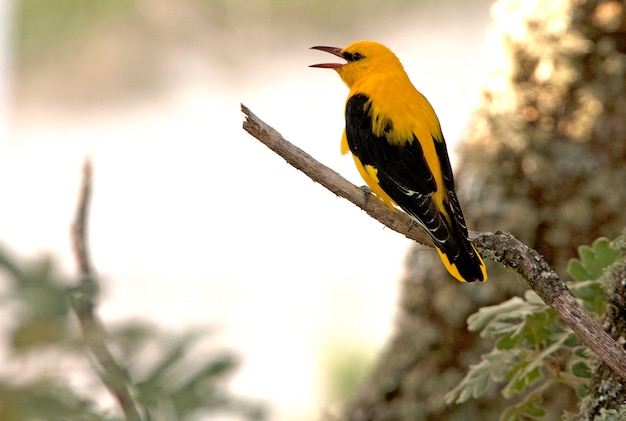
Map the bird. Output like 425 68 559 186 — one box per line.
310 40 487 283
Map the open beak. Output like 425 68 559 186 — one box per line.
309 46 345 69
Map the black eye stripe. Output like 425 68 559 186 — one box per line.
343 51 364 62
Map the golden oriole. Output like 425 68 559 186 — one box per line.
310 40 487 283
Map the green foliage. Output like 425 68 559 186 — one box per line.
129 329 265 420
0 380 114 421
567 238 620 283
500 394 546 421
445 235 624 420
0 248 73 350
0 246 267 420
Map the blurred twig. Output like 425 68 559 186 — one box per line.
72 159 94 276
70 159 142 421
240 103 626 380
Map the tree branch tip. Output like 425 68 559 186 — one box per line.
241 103 255 123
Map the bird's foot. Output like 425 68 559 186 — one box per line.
360 185 372 208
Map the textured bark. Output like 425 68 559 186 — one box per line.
578 247 626 420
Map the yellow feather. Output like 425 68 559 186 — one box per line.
336 42 448 212
437 244 488 283
352 155 397 210
340 130 349 155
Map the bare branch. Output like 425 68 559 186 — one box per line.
70 159 142 421
72 159 94 276
241 103 626 380
241 104 434 248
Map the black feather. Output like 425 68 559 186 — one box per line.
345 93 484 282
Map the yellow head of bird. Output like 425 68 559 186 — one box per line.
310 40 405 89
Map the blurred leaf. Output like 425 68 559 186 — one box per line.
501 332 572 399
570 361 592 379
171 355 239 415
572 345 590 358
109 321 156 362
137 331 204 395
496 308 557 351
467 297 527 333
0 251 72 349
445 349 512 404
500 394 546 421
130 329 265 420
567 237 620 282
568 280 606 314
11 317 68 349
0 379 118 421
0 246 26 281
0 243 266 420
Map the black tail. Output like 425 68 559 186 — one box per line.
435 239 487 283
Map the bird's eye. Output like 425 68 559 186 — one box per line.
352 52 363 61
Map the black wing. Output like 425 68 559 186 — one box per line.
345 93 484 281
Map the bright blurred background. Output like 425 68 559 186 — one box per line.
1 0 494 419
